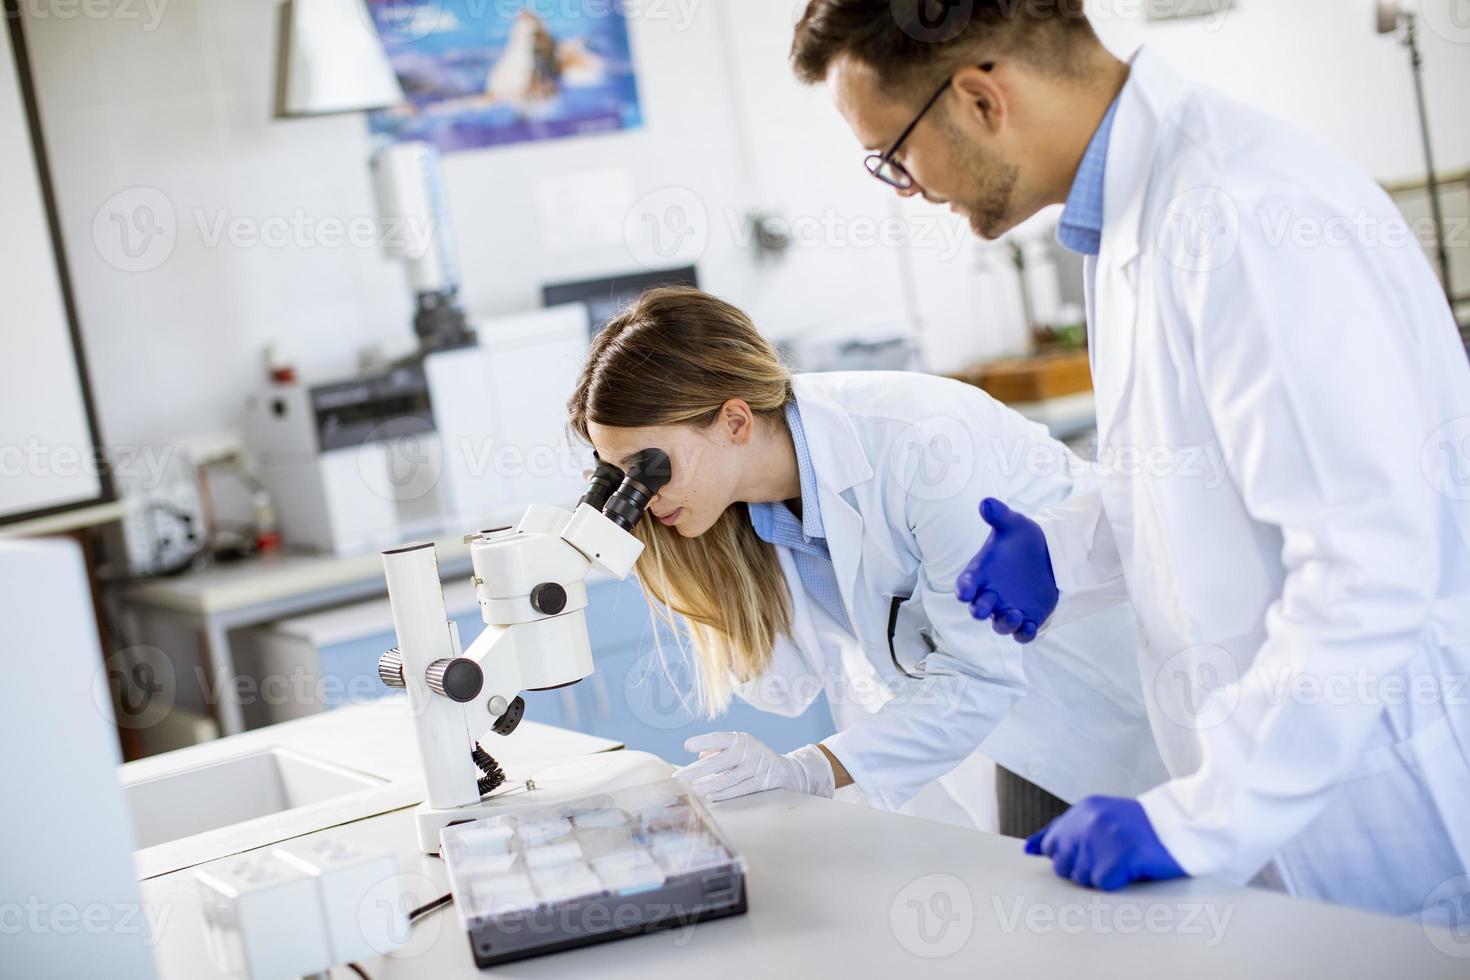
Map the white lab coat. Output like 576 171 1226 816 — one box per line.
731 371 1168 827
1034 48 1470 921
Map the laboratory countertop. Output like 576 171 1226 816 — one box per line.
122 699 623 880
119 535 476 618
136 710 1465 979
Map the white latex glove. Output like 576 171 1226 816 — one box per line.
673 732 835 802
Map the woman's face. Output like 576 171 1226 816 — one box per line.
586 418 744 538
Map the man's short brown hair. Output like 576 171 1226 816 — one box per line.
791 0 1096 92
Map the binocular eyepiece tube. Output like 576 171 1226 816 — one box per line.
578 449 673 532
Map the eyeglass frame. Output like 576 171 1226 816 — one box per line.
864 64 993 191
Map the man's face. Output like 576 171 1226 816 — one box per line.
827 54 1027 240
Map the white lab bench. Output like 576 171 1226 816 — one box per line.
134 703 1466 979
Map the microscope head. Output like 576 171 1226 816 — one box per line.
467 448 673 629
557 448 672 579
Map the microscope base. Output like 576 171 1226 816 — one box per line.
414 749 675 853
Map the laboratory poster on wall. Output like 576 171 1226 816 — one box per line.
367 0 644 153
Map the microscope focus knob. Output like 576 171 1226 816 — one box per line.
378 649 406 689
530 582 568 615
426 658 483 703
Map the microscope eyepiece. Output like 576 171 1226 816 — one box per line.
578 456 625 513
602 448 672 532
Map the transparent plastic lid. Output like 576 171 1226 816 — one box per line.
440 778 746 927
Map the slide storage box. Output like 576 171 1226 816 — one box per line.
440 779 748 966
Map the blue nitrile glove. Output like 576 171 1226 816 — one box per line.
954 498 1059 644
1025 797 1188 891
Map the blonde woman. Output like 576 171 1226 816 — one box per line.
569 286 1164 834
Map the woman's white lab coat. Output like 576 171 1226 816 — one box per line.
732 371 1168 827
1034 48 1470 920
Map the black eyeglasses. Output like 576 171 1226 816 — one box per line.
865 65 992 191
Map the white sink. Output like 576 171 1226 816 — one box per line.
121 744 421 880
124 748 384 850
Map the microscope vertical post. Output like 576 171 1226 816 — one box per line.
381 542 481 811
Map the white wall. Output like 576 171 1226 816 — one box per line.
1088 0 1470 183
25 0 769 454
22 0 1470 458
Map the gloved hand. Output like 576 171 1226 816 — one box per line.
954 497 1059 644
1025 796 1187 891
673 732 835 802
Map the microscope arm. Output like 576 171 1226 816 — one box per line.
459 623 523 721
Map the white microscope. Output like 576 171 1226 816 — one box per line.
379 451 676 852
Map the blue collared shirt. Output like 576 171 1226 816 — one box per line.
1056 95 1121 256
747 402 853 634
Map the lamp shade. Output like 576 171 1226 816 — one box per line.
274 0 405 118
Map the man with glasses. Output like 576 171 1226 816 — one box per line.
791 0 1470 927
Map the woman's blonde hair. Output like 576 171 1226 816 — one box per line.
567 286 793 712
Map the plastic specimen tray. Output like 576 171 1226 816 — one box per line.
439 779 748 967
